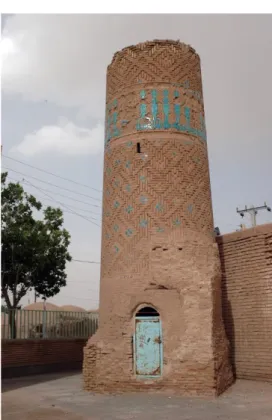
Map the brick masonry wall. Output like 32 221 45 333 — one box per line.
2 339 86 378
217 223 272 382
83 40 233 396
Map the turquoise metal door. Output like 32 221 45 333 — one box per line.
135 317 162 377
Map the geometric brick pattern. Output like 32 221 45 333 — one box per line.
101 135 214 277
83 40 233 396
107 40 203 100
102 40 213 278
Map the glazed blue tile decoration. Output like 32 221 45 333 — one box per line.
105 87 206 143
140 219 148 228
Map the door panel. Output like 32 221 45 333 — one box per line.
135 318 162 376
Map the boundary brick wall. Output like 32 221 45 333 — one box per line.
1 339 86 378
217 223 272 382
3 223 272 384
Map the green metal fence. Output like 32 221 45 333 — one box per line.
1 309 99 340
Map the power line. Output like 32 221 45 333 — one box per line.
61 209 100 222
6 175 101 224
65 284 100 292
33 196 101 217
14 178 101 219
2 166 102 203
6 174 101 209
23 179 101 228
23 178 101 228
72 259 100 264
58 295 99 302
236 202 271 227
2 154 102 193
66 281 99 286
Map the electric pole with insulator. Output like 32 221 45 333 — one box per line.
236 202 271 227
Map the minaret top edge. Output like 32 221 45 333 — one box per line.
109 39 199 68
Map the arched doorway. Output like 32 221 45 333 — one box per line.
134 306 163 378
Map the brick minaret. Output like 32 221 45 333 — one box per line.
83 40 233 395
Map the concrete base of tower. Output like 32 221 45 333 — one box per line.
83 229 233 396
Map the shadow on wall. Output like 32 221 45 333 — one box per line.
220 255 236 379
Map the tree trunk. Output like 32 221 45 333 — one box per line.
8 309 17 339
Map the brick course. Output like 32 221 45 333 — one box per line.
217 223 272 383
2 339 86 378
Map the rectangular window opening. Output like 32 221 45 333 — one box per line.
137 142 141 153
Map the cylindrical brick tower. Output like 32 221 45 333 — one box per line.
83 40 233 396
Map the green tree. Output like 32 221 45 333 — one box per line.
1 172 72 337
1 304 9 314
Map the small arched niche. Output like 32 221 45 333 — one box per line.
135 306 159 318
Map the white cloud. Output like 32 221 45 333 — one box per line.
1 14 135 119
2 14 270 122
11 119 104 157
2 15 272 162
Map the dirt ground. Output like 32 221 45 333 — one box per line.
2 372 272 420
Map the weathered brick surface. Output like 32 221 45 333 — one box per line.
2 339 86 368
83 40 233 396
217 224 272 383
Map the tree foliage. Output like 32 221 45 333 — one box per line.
1 304 9 314
1 172 72 314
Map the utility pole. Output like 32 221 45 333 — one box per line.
236 202 271 227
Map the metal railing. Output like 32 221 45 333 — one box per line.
1 309 99 340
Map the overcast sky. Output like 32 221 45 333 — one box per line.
1 14 272 309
